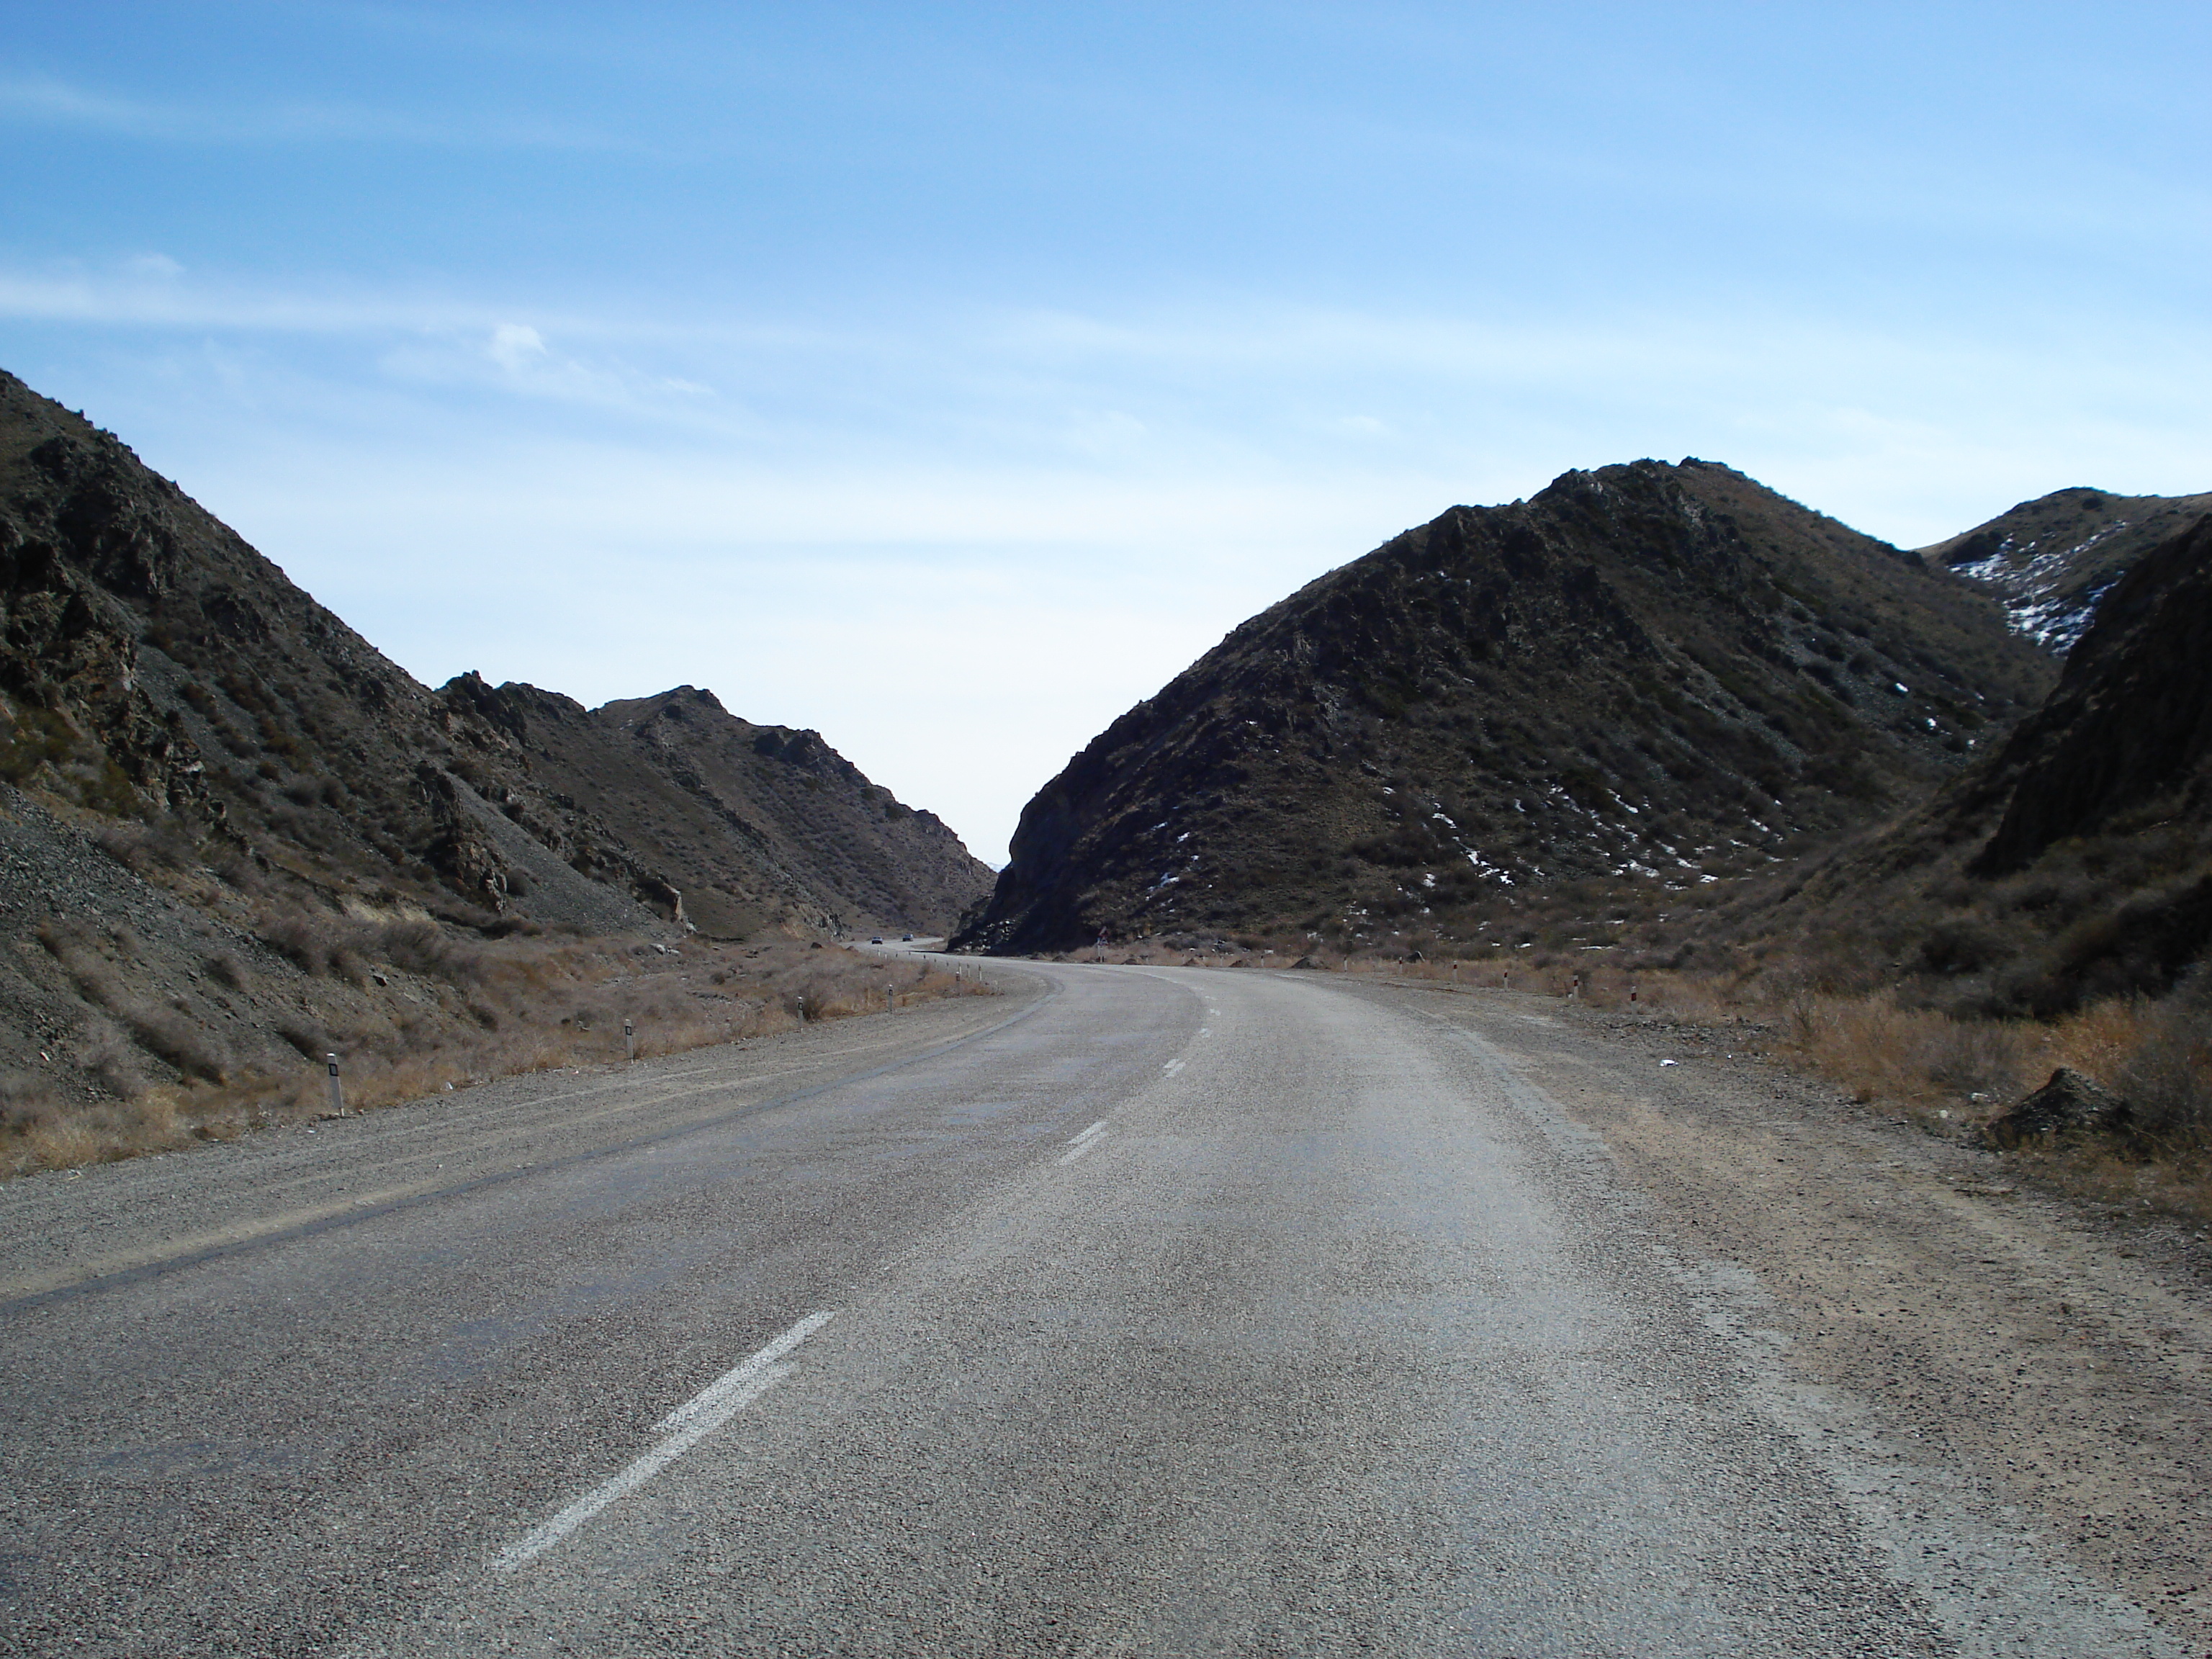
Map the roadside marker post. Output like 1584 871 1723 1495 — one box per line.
886 985 894 1014
624 1019 635 1062
325 1053 344 1118
797 996 807 1025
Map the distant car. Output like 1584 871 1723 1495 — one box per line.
869 935 884 944
901 933 914 941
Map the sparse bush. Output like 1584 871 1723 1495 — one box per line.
6 932 997 1176
122 1005 228 1083
0 705 76 783
205 953 247 992
276 1020 331 1061
0 1072 58 1133
373 920 485 985
257 912 336 976
96 820 196 877
74 1017 144 1099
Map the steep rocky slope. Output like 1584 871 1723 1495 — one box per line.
441 676 989 939
958 460 2054 954
0 366 988 1117
1924 485 2212 654
1744 509 2212 1014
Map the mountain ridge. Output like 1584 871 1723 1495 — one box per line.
958 459 2055 954
1924 484 2212 654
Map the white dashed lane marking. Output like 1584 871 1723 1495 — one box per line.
496 1310 834 1569
1058 1120 1109 1165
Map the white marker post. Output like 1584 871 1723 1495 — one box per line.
624 1019 635 1062
325 1053 344 1118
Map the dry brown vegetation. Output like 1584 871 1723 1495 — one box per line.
3 928 994 1178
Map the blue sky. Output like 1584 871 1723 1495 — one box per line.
4 3 2207 862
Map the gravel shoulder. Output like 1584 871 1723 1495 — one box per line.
1365 976 2211 1650
0 961 1051 1307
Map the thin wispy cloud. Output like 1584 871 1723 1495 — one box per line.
0 74 628 150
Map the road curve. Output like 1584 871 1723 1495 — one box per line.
0 963 2180 1656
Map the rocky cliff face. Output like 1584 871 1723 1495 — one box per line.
957 459 2055 955
1924 485 2212 654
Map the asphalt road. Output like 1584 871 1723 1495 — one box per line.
0 963 2183 1657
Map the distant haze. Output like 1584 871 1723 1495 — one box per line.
2 2 2205 861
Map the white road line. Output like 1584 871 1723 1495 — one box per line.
1161 1058 1186 1076
1067 1120 1107 1147
495 1310 834 1570
1057 1136 1104 1166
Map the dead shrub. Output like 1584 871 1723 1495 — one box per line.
121 1005 228 1083
257 912 336 976
204 952 248 992
1770 992 2031 1112
6 933 997 1176
0 1071 58 1133
2108 978 2212 1155
367 919 484 985
73 1017 145 1099
276 1020 332 1061
33 917 94 961
94 821 196 878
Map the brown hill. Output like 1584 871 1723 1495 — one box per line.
1923 485 2212 654
0 366 989 1118
956 459 2054 956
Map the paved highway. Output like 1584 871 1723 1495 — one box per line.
0 963 2181 1656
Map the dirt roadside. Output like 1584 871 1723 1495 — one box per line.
1386 978 2210 1650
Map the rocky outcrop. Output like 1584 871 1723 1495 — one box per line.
440 680 994 938
1981 1067 2130 1146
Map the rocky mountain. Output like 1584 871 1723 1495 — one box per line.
957 459 2056 955
1743 508 2212 1016
440 676 989 939
0 367 989 942
0 365 993 1117
1923 485 2212 654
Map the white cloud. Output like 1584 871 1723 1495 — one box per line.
486 323 549 373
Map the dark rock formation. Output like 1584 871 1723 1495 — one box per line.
1714 509 2212 1015
1966 514 2212 876
958 459 2052 953
1981 1067 2130 1146
441 679 994 939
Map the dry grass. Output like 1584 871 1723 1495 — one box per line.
4 935 997 1178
